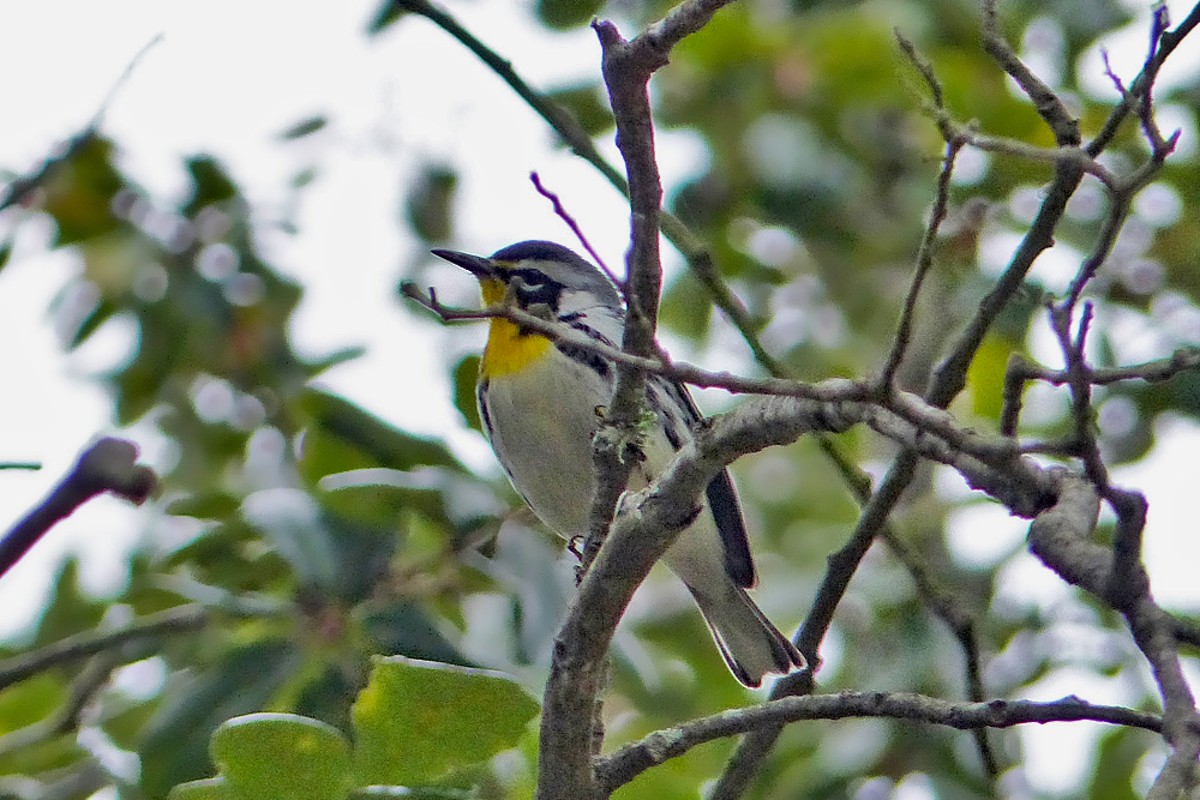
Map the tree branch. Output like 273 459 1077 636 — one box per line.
1027 474 1200 798
715 1 1116 788
0 651 119 758
980 0 1079 145
598 691 1162 792
536 4 740 795
0 438 157 581
1002 347 1200 436
0 604 211 691
1088 1 1200 156
529 171 620 289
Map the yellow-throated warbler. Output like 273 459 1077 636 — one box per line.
433 240 804 686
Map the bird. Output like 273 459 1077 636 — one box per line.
431 240 804 687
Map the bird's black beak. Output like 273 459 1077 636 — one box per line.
431 249 496 279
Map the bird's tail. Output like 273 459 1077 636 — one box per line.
689 585 805 687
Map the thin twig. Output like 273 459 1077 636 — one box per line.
1002 347 1200 434
878 134 963 390
405 280 865 399
948 125 1117 189
894 30 951 139
1088 1 1200 156
529 171 621 290
0 36 161 213
1063 196 1131 312
0 604 209 690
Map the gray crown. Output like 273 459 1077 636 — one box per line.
491 241 622 309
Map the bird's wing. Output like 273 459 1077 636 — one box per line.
650 376 757 589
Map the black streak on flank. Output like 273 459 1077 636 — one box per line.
555 342 611 379
553 317 623 380
477 379 494 437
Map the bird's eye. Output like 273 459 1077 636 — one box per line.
508 268 561 313
516 269 548 288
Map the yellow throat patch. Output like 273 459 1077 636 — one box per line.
479 276 552 378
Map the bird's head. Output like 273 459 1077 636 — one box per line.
432 240 621 318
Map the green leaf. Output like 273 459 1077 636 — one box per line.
241 489 339 591
185 157 239 216
405 163 457 243
544 84 614 138
167 490 243 520
318 467 501 532
139 640 302 797
452 355 482 433
0 674 66 733
66 298 117 349
320 480 441 532
169 777 231 800
42 135 123 245
965 334 1019 422
535 0 603 30
278 116 329 140
101 695 160 751
1086 727 1142 800
210 713 352 800
299 389 464 479
111 345 172 424
660 269 714 343
366 1 411 34
0 673 84 775
351 657 538 785
360 602 474 666
304 346 367 378
290 167 318 190
33 558 106 647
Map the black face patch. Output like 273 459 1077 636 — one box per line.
509 268 564 311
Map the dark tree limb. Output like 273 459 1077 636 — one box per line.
597 691 1162 793
0 438 157 581
981 0 1079 145
1027 475 1200 798
536 5 739 798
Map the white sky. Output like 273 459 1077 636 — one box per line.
0 1 1197 795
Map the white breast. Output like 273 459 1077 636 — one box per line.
480 347 611 536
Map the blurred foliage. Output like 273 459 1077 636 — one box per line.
168 658 537 799
1 1 1198 799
